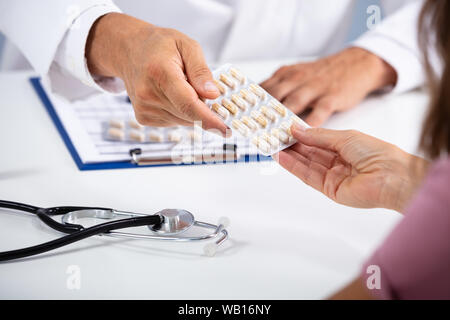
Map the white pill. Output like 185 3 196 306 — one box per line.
232 119 249 137
148 131 163 143
241 116 258 131
269 100 287 117
240 89 257 105
168 130 183 143
129 130 146 142
252 137 271 154
261 106 278 122
222 98 239 115
230 67 246 84
220 73 236 89
212 103 230 120
249 84 266 99
129 119 145 130
261 133 280 148
231 94 248 111
280 121 293 136
271 128 290 144
108 127 125 141
109 119 125 129
251 110 269 128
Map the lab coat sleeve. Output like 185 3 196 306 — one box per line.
53 3 125 95
0 0 122 100
353 0 425 93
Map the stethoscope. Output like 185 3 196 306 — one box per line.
0 200 229 262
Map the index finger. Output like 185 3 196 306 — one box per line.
163 70 228 135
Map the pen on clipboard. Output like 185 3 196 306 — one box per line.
129 144 239 166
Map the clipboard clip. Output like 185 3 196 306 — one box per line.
129 144 239 166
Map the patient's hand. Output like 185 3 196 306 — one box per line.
261 47 397 127
277 125 429 213
86 13 227 134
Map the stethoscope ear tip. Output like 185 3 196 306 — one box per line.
218 216 230 228
203 242 218 257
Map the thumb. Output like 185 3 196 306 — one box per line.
291 125 358 154
180 40 220 99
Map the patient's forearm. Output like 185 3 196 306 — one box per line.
329 277 375 300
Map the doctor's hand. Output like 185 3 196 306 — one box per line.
86 13 227 134
277 125 429 213
261 47 398 127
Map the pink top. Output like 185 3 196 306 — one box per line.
362 157 450 300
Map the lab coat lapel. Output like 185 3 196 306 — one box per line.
218 0 298 62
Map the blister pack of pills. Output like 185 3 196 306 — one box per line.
105 119 203 144
206 64 309 156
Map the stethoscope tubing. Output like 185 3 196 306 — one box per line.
0 200 161 262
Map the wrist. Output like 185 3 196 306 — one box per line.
347 47 398 93
86 13 153 79
391 154 430 213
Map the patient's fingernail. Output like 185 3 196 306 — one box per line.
204 81 219 93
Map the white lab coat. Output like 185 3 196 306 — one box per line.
0 0 424 100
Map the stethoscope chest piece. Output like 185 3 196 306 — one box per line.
150 209 195 235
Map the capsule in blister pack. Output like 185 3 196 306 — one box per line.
105 119 202 144
206 64 309 156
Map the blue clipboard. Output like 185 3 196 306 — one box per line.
29 77 271 171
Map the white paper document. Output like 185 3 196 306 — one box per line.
46 88 258 165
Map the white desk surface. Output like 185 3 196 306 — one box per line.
0 60 429 299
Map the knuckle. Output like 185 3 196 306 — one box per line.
278 65 290 74
318 99 336 112
338 130 360 149
322 103 334 112
134 113 149 126
190 65 210 78
312 127 327 135
151 119 171 127
270 87 282 98
146 63 167 85
161 27 181 39
132 101 146 114
178 99 197 118
292 88 311 104
273 66 287 78
146 62 161 78
136 111 171 127
346 129 360 137
189 39 201 49
135 85 152 102
150 69 171 93
292 69 307 80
